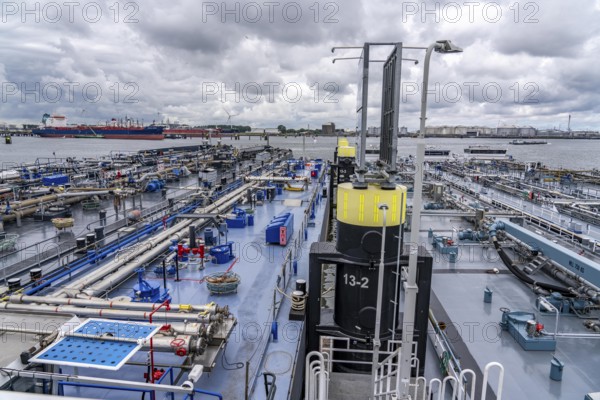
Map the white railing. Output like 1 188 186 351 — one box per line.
319 336 404 373
374 360 504 400
305 351 328 400
307 338 505 400
373 345 402 399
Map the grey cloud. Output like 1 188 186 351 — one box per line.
1 0 600 130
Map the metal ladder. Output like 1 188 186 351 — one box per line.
524 254 549 275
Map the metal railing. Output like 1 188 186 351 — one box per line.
263 372 277 400
318 336 404 372
305 351 328 400
0 186 202 284
373 345 423 399
306 334 505 400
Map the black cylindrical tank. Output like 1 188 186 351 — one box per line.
333 182 407 339
335 183 406 262
334 261 397 337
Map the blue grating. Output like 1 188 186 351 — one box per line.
35 336 138 368
31 319 159 370
74 319 156 339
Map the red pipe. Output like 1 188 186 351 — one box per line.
148 299 171 384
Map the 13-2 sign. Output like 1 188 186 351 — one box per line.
343 273 369 289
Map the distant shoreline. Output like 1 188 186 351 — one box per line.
2 130 600 140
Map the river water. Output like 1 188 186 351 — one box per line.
1 136 599 170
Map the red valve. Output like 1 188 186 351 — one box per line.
145 368 165 381
191 245 205 258
175 347 187 357
177 244 191 258
170 338 186 348
153 368 165 381
536 322 544 332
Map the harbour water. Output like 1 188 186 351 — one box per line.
3 136 600 169
2 135 600 399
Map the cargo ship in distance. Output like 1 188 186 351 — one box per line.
509 139 549 145
32 114 164 140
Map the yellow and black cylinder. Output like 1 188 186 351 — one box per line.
335 140 356 184
336 182 407 261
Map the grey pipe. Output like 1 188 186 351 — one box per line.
81 184 252 297
57 191 110 197
2 196 87 222
0 320 207 339
245 176 309 182
543 331 600 339
541 259 600 303
10 294 225 315
52 182 254 298
0 303 221 323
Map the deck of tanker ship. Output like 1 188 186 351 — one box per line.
50 171 329 399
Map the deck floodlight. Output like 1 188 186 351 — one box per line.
435 40 463 53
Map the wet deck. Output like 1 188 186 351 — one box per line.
420 214 600 399
54 173 328 399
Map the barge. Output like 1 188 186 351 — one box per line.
1 42 600 400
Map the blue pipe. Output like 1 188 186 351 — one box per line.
58 381 153 395
25 202 200 295
26 172 256 295
488 221 505 237
25 223 158 294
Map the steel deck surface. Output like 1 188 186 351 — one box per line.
57 174 327 399
421 214 600 399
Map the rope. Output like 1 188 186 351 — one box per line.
291 291 306 311
276 286 306 311
440 351 451 376
321 286 335 298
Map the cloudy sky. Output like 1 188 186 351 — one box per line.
1 0 599 130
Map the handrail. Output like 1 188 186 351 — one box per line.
1 189 200 285
305 351 327 400
58 381 155 398
440 376 458 399
311 335 505 400
148 298 171 384
263 372 277 400
481 362 504 400
376 343 403 368
457 368 477 400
